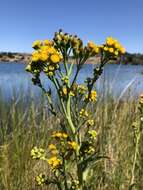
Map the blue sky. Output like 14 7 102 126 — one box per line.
0 0 143 53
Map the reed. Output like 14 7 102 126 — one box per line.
0 92 142 190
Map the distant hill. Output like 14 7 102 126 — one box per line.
122 52 143 65
0 52 143 65
0 52 30 63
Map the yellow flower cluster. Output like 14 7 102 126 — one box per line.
84 146 95 154
48 144 58 155
35 173 46 186
46 132 79 171
102 37 125 56
31 147 45 160
60 87 75 97
54 29 84 56
52 132 68 139
79 109 89 117
68 141 78 150
77 84 87 94
87 119 94 127
81 141 95 155
84 90 97 102
87 41 100 55
71 180 80 189
32 40 42 49
32 40 62 63
61 76 69 84
47 156 62 170
88 130 97 139
26 39 63 77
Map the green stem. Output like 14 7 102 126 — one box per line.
66 95 76 138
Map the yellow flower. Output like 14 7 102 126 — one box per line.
85 90 97 102
48 71 54 76
68 141 78 150
104 46 108 51
48 66 55 71
48 144 58 155
109 47 114 53
48 144 57 150
40 51 48 61
25 64 32 72
52 132 68 139
50 54 61 63
120 47 126 54
32 40 41 49
114 51 119 56
62 133 68 138
106 37 115 46
47 156 62 169
93 46 99 53
44 39 53 46
62 76 69 84
90 90 97 101
114 42 121 49
32 51 40 62
52 132 63 138
87 41 95 49
87 41 99 54
62 87 68 96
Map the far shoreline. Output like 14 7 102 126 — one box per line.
0 52 143 65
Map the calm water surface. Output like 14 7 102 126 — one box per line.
0 62 143 100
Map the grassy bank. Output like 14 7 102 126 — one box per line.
0 93 142 190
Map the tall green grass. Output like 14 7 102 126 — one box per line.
0 92 143 190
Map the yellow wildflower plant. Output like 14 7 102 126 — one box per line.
28 30 125 189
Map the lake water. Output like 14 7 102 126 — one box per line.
0 62 143 100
